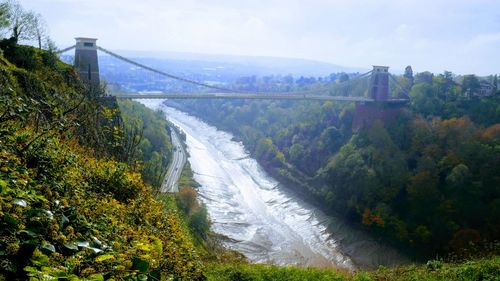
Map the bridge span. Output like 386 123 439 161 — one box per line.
112 92 409 103
114 92 372 101
60 37 410 103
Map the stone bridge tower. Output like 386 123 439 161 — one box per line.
74 37 100 85
369 65 389 101
353 65 403 130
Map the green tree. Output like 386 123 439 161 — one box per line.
409 83 443 116
189 206 210 239
461 74 480 97
493 74 498 93
288 143 305 162
414 71 433 84
338 73 349 83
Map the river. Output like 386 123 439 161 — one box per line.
140 99 409 270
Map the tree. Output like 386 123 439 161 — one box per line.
33 13 47 49
404 65 414 80
189 206 210 239
403 65 414 87
414 71 433 84
0 2 8 32
461 74 480 98
338 72 350 83
493 74 498 93
288 143 305 162
176 187 199 215
3 0 43 44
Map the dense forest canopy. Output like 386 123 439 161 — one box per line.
172 70 500 258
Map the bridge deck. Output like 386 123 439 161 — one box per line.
112 93 408 103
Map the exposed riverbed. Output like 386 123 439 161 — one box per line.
140 99 409 270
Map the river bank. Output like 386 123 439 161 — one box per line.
139 99 410 269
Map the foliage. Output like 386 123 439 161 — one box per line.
171 69 500 258
118 99 173 189
0 0 49 49
206 256 500 281
408 72 500 126
0 136 205 280
369 256 500 281
320 116 499 255
0 45 205 280
0 2 8 31
206 263 349 281
176 187 211 241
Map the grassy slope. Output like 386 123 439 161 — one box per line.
206 256 500 281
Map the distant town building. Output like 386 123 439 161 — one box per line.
476 80 495 97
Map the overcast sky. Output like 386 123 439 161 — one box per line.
19 0 500 75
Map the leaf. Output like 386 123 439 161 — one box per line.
63 242 78 251
43 210 54 219
24 266 39 273
0 179 7 192
18 230 38 238
149 269 161 281
30 251 49 267
40 243 56 255
13 199 27 207
132 257 149 273
60 214 69 227
89 247 102 254
4 214 19 227
91 236 102 247
76 240 90 248
88 274 105 281
95 254 115 263
28 208 53 219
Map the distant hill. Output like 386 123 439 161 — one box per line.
97 49 368 78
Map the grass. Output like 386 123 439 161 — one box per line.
204 256 500 281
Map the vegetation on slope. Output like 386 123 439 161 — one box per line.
0 42 205 279
118 99 173 189
171 71 500 258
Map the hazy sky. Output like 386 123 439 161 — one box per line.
19 0 500 75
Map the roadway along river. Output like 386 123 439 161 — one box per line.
161 129 186 193
140 99 409 270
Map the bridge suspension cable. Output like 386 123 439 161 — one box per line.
56 45 76 54
389 74 411 99
97 46 372 95
56 44 376 97
97 46 241 93
333 70 372 89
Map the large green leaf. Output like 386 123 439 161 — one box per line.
132 257 149 273
63 242 78 251
18 229 38 239
4 214 19 227
40 243 56 255
0 179 7 193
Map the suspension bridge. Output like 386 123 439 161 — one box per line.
57 38 410 103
